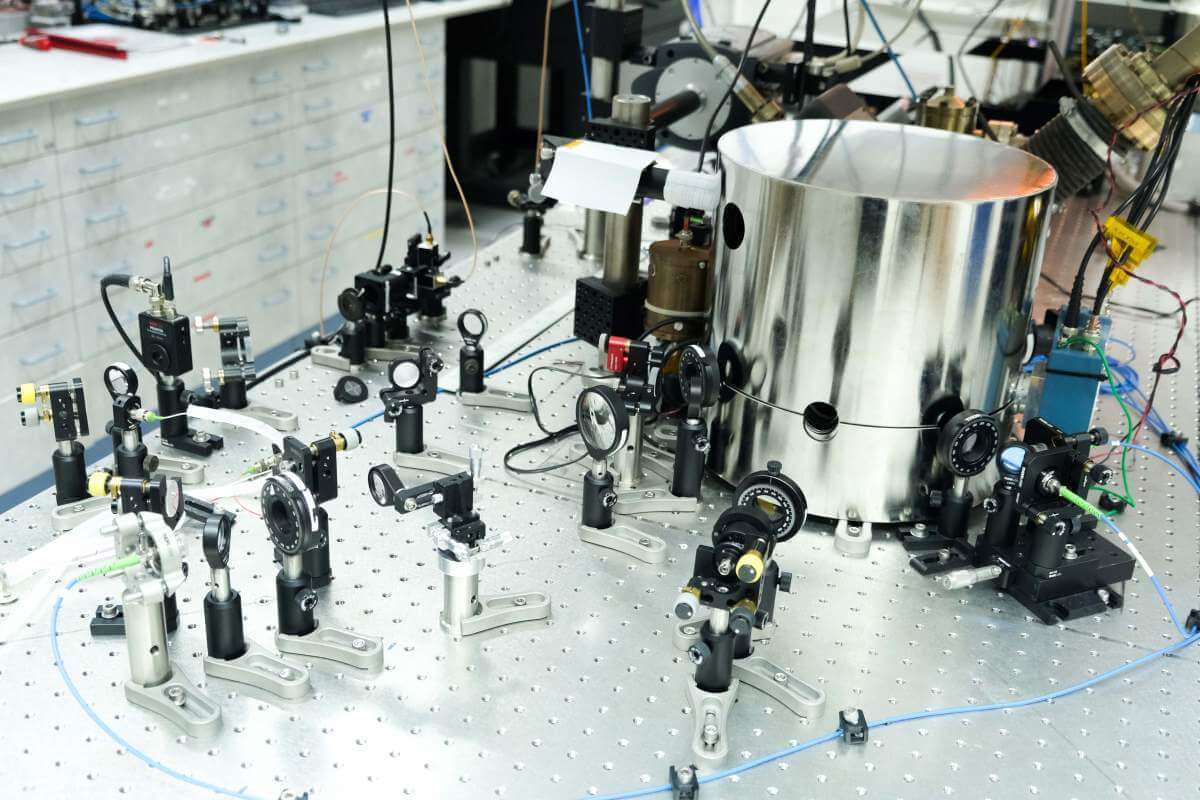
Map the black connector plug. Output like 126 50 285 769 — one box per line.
1160 430 1189 449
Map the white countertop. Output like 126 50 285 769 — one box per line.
0 0 509 109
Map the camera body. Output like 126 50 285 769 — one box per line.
139 310 193 376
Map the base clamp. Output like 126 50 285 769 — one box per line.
579 523 667 564
125 664 221 738
686 680 738 761
50 497 112 532
393 448 471 476
204 638 311 699
458 387 532 413
731 655 826 719
276 626 384 671
443 591 551 638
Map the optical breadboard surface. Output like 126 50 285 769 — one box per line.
0 205 1197 800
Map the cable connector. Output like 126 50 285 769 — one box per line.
1160 430 1189 449
1186 609 1200 635
838 708 868 744
669 764 699 799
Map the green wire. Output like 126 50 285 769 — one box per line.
74 553 142 583
1058 484 1107 521
1062 336 1137 508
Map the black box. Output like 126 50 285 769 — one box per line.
139 311 193 376
573 276 646 345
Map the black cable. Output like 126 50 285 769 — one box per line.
245 349 310 391
915 8 942 51
375 0 397 271
695 0 774 172
1090 77 1198 315
100 275 160 382
1040 271 1197 319
841 0 852 55
1047 40 1085 105
503 428 585 474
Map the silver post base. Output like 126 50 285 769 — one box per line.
441 591 551 639
686 680 739 761
275 626 384 671
204 638 311 699
672 618 707 651
613 476 700 515
238 405 300 432
458 387 532 414
393 449 471 476
731 655 826 720
365 344 422 362
309 344 365 373
834 520 872 557
50 497 112 532
578 523 667 564
125 664 222 738
150 455 206 485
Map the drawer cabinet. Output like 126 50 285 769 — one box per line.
3 19 450 499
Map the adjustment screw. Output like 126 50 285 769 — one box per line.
352 638 367 651
982 497 999 513
166 686 186 707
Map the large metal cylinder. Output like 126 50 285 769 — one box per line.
710 120 1056 522
123 592 171 688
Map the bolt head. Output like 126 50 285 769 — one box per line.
352 638 367 650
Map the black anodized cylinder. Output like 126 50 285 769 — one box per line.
220 380 249 410
276 570 316 636
671 419 706 499
156 378 188 441
204 589 247 661
937 490 972 541
51 442 88 504
339 322 366 365
459 344 485 393
695 623 735 693
395 403 424 454
521 212 543 255
582 470 614 529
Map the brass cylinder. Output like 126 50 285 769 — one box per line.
645 235 713 341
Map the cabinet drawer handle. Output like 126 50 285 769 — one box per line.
85 205 128 225
306 182 335 198
304 98 335 113
254 152 285 169
18 342 64 367
0 128 37 146
305 137 335 152
307 224 334 241
250 111 284 127
75 110 119 127
0 178 45 198
251 70 282 86
302 59 332 73
258 244 289 263
11 287 58 309
260 288 291 307
3 229 50 250
257 198 287 216
78 157 122 176
91 259 132 280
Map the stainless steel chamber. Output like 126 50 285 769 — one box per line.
709 120 1057 522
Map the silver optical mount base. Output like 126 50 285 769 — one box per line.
438 548 550 639
612 475 700 515
309 344 366 373
125 665 222 739
275 626 384 671
731 656 826 720
149 453 206 485
458 387 532 413
204 638 311 699
237 405 300 432
50 496 112 532
394 448 471 476
686 679 739 761
578 522 667 563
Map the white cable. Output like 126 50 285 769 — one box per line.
681 0 719 60
185 404 285 448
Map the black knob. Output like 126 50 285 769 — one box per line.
297 589 318 612
777 571 793 593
